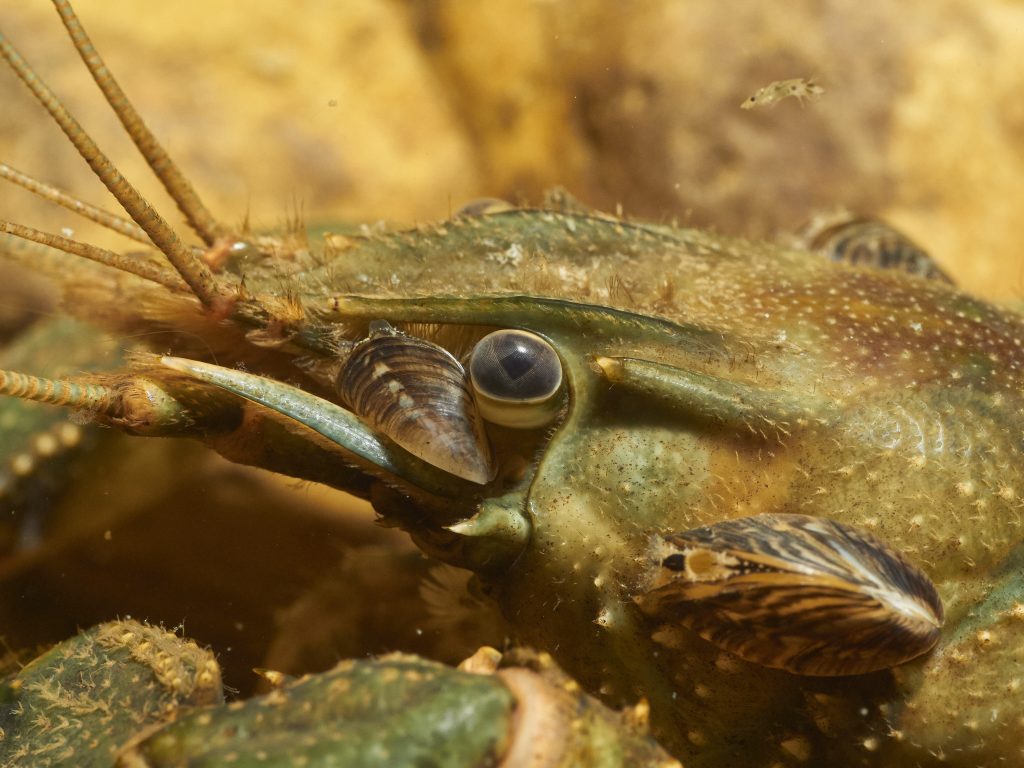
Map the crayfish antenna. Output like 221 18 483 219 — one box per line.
0 162 150 246
51 0 230 248
0 365 224 438
0 369 116 414
0 17 227 310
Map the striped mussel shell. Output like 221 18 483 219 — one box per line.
799 213 953 284
635 513 944 676
336 323 494 485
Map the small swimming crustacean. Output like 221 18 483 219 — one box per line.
1 2 1023 766
741 77 825 109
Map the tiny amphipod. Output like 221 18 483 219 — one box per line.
336 322 494 484
635 514 944 676
740 77 824 110
468 330 564 429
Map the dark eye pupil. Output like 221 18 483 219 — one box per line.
470 330 561 401
498 341 535 380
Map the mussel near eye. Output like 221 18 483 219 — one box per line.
635 514 944 676
336 324 494 485
468 330 563 429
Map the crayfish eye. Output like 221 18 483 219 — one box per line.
469 330 564 428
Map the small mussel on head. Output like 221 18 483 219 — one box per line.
798 212 953 284
334 325 566 485
336 321 495 485
636 513 944 676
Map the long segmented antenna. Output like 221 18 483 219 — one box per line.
0 369 116 413
0 220 187 292
0 27 227 308
0 162 149 245
51 0 229 247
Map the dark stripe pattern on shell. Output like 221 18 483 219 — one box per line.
635 513 944 676
336 326 494 485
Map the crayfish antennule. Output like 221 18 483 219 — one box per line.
0 16 227 308
51 0 230 246
0 220 187 292
0 162 149 245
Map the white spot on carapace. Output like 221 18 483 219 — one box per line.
487 242 524 267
